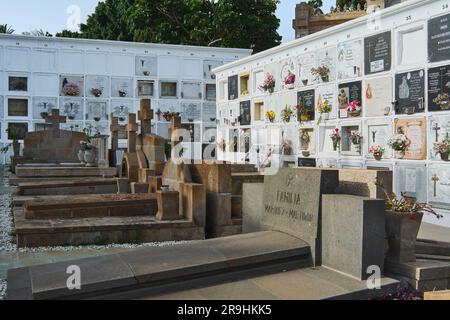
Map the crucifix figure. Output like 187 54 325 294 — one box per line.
110 114 120 151
126 113 139 154
371 130 377 143
433 123 441 143
45 109 66 138
432 174 440 197
138 99 153 136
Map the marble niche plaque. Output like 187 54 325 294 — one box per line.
59 75 84 97
135 56 157 77
203 103 217 123
86 100 108 121
298 53 316 87
341 123 362 156
138 80 155 97
240 129 252 155
428 64 450 112
338 81 362 118
205 84 216 101
299 127 316 157
315 46 336 83
228 75 239 100
337 40 362 80
8 76 28 92
263 62 281 92
316 84 337 120
181 102 202 122
395 117 427 160
111 78 133 98
394 163 427 203
280 58 298 90
395 69 425 114
297 89 315 122
60 122 84 132
8 98 28 117
33 97 58 120
364 31 392 75
86 75 109 98
60 98 84 121
429 115 450 161
319 126 338 155
365 121 392 159
428 13 450 63
111 100 132 123
181 81 202 100
85 121 109 136
365 76 393 117
428 164 450 210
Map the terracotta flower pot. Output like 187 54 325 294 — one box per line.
385 211 423 263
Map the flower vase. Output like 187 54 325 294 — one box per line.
395 150 405 159
348 110 361 117
333 142 339 152
300 114 310 122
285 83 294 90
78 150 86 164
84 149 97 167
321 75 329 82
374 154 383 161
440 152 449 161
268 87 274 94
322 113 329 121
440 102 450 111
12 141 20 157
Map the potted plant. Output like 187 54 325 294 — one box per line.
388 132 410 159
118 89 127 98
434 135 450 161
282 139 293 155
281 105 294 123
40 112 49 119
330 128 341 152
296 105 310 122
265 110 276 123
311 66 330 83
348 130 362 145
164 141 172 160
375 179 443 263
346 101 361 117
317 100 332 124
369 145 385 161
1 128 21 157
259 73 276 94
283 71 296 89
91 88 103 98
63 83 81 97
433 93 450 111
301 79 309 86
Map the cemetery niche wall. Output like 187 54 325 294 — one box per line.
214 0 450 224
0 34 252 164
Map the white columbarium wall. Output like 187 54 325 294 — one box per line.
214 0 450 226
0 34 251 163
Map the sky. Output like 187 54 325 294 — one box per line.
0 0 335 43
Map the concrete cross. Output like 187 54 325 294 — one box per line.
432 174 440 197
433 123 441 143
110 114 120 151
45 109 66 138
138 99 154 136
169 115 182 149
126 113 139 153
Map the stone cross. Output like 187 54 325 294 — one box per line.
138 99 153 136
432 174 440 197
433 123 441 143
110 114 120 151
126 113 139 153
45 109 67 138
168 115 182 149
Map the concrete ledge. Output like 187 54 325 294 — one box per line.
7 231 311 300
15 166 117 178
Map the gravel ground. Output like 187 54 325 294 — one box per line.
0 165 189 300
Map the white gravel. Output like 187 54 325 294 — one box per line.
0 279 6 300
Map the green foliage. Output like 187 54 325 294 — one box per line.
336 0 366 10
0 24 14 34
308 0 323 9
55 30 82 38
63 0 281 53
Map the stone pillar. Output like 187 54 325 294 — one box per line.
169 115 182 149
91 135 109 168
138 99 153 136
156 190 180 221
127 114 138 153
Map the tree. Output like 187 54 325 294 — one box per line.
0 24 14 34
55 30 82 38
336 0 366 10
308 0 323 9
72 0 281 53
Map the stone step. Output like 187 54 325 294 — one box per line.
231 173 264 195
14 208 203 248
22 194 157 219
416 239 450 257
6 231 311 300
16 178 130 196
14 166 117 178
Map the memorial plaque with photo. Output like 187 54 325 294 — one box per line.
86 75 109 98
315 47 336 83
111 100 132 123
158 100 180 113
297 90 315 121
428 164 450 210
8 98 28 117
8 76 28 92
33 97 58 120
395 117 427 160
428 64 450 112
298 53 316 86
365 77 393 117
337 40 362 80
86 101 108 121
395 70 425 114
338 81 362 118
364 31 392 75
394 164 427 203
8 122 28 140
111 78 133 98
429 115 450 160
160 81 177 98
137 80 154 97
316 84 337 120
60 98 83 121
135 56 157 76
299 128 316 156
428 13 450 63
239 100 251 126
228 75 238 100
59 75 84 97
181 81 202 100
181 102 201 122
366 122 392 159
